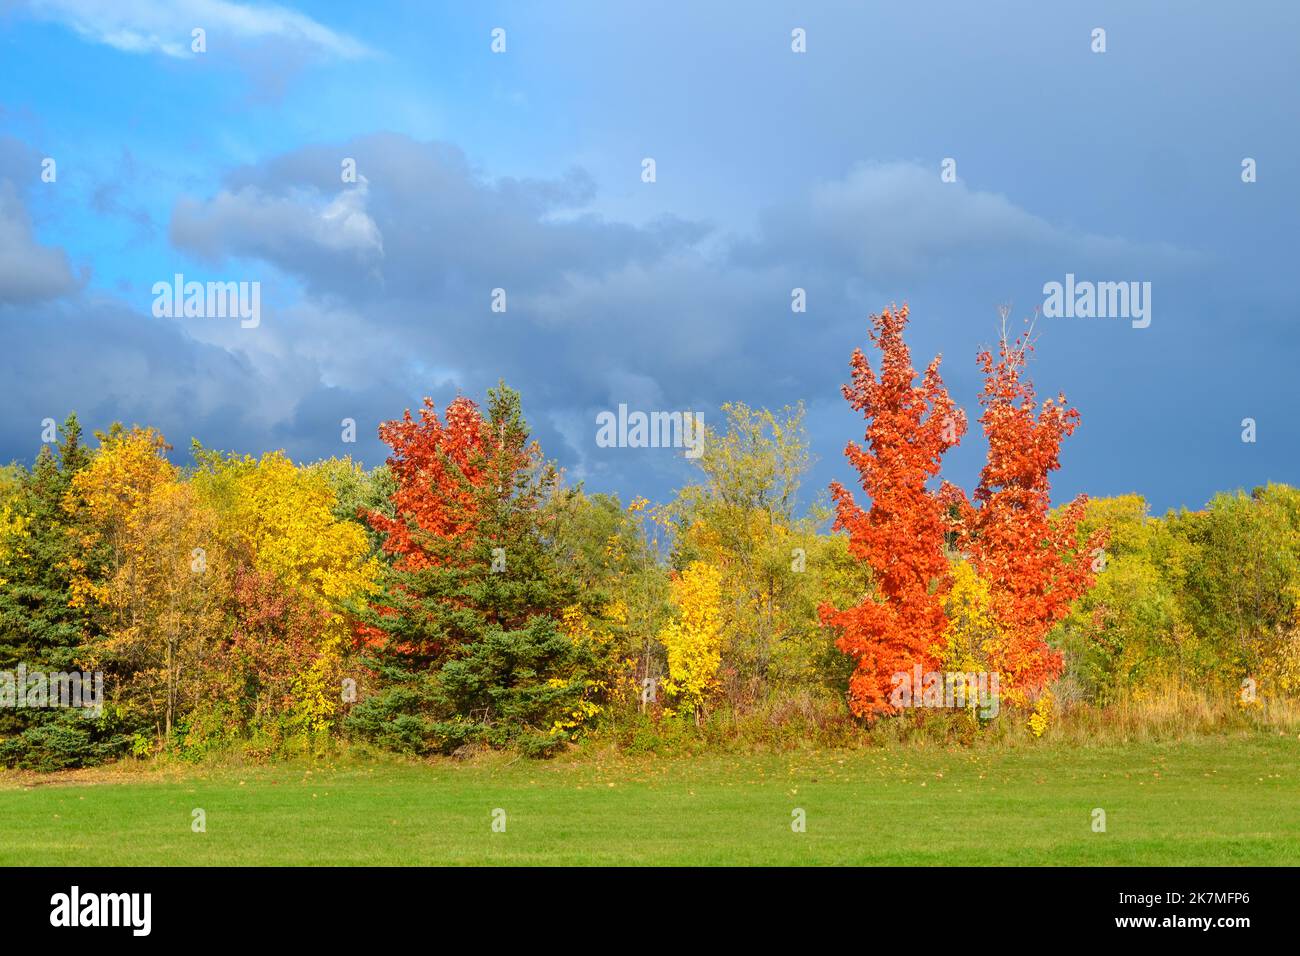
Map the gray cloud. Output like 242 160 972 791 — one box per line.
0 138 80 305
171 134 708 304
1 130 1209 511
158 136 1204 501
731 162 1196 279
172 179 384 269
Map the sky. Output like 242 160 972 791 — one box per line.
0 0 1297 517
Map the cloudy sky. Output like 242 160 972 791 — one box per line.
0 0 1296 514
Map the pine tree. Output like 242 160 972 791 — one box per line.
0 414 131 769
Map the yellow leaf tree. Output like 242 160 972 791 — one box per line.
658 560 724 723
940 560 999 676
193 450 378 732
67 427 226 739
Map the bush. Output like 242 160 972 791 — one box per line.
0 710 132 772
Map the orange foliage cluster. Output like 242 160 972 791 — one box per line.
819 305 966 717
365 396 490 572
945 332 1105 703
823 305 1101 718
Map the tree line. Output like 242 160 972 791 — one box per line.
1 305 1295 768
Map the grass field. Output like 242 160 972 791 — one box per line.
1 732 1297 865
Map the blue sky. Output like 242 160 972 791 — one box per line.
1 0 1297 515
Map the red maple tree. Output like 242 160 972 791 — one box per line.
944 319 1105 702
820 304 966 718
365 396 493 572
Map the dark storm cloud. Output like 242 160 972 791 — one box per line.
152 134 1207 502
0 126 1216 507
0 293 263 460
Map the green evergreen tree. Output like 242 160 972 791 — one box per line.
0 414 132 770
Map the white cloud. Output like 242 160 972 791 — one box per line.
26 0 370 59
171 181 384 264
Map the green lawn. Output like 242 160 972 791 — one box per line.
1 734 1296 865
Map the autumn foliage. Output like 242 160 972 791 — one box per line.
350 383 604 755
945 326 1104 704
658 560 725 721
365 396 496 572
819 305 966 718
820 305 1106 719
0 314 1131 767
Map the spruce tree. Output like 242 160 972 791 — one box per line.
0 414 131 769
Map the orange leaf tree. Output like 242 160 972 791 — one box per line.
365 395 494 574
820 305 966 717
944 323 1104 704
